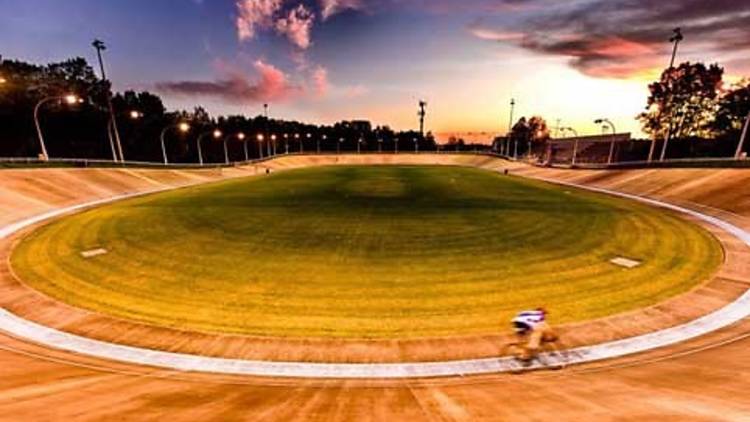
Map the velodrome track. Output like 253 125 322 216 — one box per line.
1 154 750 420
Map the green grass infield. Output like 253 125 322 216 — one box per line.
11 166 722 338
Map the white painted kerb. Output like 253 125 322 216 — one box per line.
1 176 749 378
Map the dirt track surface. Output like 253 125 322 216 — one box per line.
2 155 750 420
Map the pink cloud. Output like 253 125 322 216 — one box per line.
235 0 282 41
275 4 315 49
156 60 302 104
469 26 524 42
320 0 366 20
156 60 335 104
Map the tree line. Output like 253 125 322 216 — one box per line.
503 62 750 160
0 56 436 163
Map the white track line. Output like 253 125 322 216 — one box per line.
1 173 749 378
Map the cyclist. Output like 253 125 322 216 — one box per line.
511 308 563 366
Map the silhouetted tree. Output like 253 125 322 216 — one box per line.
714 80 750 136
639 62 724 140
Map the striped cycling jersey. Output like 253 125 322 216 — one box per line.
512 310 546 329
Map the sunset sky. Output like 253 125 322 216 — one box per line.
2 0 749 141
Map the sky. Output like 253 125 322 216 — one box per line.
1 0 749 142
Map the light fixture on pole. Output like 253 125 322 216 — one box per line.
263 103 273 156
257 134 265 159
562 127 580 166
34 94 84 161
159 122 190 165
197 129 222 166
270 134 278 156
595 118 617 164
238 132 248 162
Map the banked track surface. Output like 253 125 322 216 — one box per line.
1 156 749 378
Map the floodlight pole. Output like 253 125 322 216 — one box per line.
735 111 750 159
92 39 124 162
669 28 683 69
263 104 272 156
656 29 684 163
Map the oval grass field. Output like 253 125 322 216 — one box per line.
11 166 722 338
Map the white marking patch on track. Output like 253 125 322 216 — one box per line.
610 257 642 269
81 248 108 259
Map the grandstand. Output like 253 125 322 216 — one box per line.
545 133 632 166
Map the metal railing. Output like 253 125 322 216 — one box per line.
1 150 747 170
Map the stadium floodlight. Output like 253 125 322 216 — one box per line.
33 94 84 161
159 122 190 165
669 28 684 69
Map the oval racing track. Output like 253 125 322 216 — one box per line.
1 164 749 378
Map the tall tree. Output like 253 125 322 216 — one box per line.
639 62 724 140
714 80 750 136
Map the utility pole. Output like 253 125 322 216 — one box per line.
92 39 124 162
418 101 427 138
263 103 272 156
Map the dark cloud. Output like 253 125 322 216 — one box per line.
473 0 750 78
